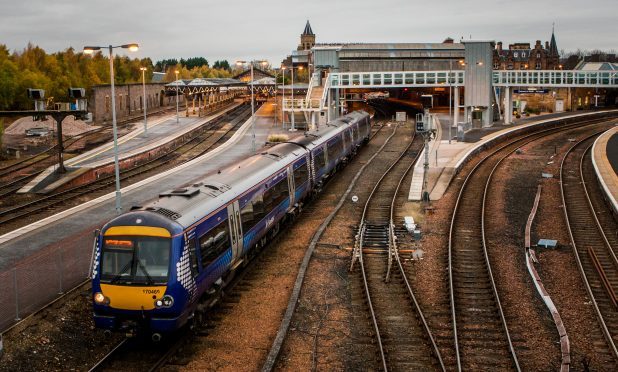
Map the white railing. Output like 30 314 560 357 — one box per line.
329 70 465 88
282 98 321 111
306 73 319 101
320 74 332 110
493 70 618 87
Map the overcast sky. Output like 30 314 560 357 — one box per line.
1 0 616 65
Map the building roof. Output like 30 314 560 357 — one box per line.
151 72 166 83
303 20 314 36
549 30 559 56
577 62 618 71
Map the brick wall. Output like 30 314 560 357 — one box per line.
88 83 185 124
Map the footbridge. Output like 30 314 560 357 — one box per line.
284 68 618 127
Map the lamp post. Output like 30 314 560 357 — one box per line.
140 67 148 137
290 65 304 131
174 69 180 123
84 43 139 214
236 60 268 152
281 66 286 129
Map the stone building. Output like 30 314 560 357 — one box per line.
88 83 185 124
298 21 315 51
493 30 560 70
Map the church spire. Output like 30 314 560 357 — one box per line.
549 23 558 56
303 20 314 36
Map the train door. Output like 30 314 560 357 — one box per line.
287 167 295 207
227 201 244 264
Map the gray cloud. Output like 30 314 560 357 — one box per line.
1 0 616 65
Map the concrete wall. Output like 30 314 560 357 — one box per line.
88 83 185 124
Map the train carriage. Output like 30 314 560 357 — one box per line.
91 111 370 338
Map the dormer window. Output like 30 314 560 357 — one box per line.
514 52 519 58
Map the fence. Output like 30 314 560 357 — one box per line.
0 231 94 332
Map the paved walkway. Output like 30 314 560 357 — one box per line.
592 126 618 216
21 103 243 192
408 109 618 201
0 100 293 270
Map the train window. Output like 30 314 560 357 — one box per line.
264 177 289 212
314 149 326 169
294 163 309 186
240 192 265 233
198 221 230 269
329 138 343 160
353 125 359 141
187 237 199 277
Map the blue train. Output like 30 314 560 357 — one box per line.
91 111 371 339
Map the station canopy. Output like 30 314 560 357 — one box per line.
165 78 245 94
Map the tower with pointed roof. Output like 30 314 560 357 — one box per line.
298 20 315 51
549 25 559 57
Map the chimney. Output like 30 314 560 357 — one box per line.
545 41 550 49
497 41 503 52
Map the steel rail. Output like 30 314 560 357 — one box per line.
559 131 618 361
447 119 612 371
388 130 446 371
0 106 251 227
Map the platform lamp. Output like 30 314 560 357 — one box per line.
236 60 268 152
174 69 180 123
83 43 139 214
290 65 304 131
139 67 148 136
281 66 287 129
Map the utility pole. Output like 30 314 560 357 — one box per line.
417 110 436 203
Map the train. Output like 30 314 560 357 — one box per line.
90 110 371 340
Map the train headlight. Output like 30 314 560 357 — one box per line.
162 295 174 307
154 295 174 308
94 292 109 305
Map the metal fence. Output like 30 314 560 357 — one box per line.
0 235 93 332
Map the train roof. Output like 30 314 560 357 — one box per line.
132 142 306 229
115 110 369 231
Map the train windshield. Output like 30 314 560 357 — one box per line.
100 237 171 285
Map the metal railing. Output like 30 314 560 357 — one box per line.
493 70 618 87
330 70 466 88
0 235 92 332
282 98 321 111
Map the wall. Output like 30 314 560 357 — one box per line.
88 83 185 124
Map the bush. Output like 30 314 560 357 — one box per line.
267 134 289 143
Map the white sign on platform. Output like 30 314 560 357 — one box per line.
395 111 407 122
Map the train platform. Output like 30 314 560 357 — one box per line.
592 126 618 216
0 100 295 270
20 102 245 194
408 109 618 201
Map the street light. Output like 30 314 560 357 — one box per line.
236 60 268 152
139 67 148 137
83 43 139 214
290 65 303 131
174 70 180 123
281 66 287 129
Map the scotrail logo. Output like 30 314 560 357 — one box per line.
266 216 275 228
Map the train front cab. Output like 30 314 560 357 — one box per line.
92 216 191 335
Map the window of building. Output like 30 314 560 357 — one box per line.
514 52 518 58
508 64 513 70
494 62 499 69
198 221 230 269
537 53 541 59
536 62 541 69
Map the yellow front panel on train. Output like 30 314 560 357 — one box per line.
104 226 171 237
100 284 167 310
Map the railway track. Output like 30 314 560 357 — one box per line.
560 131 618 363
446 118 617 371
350 123 445 371
0 105 252 229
